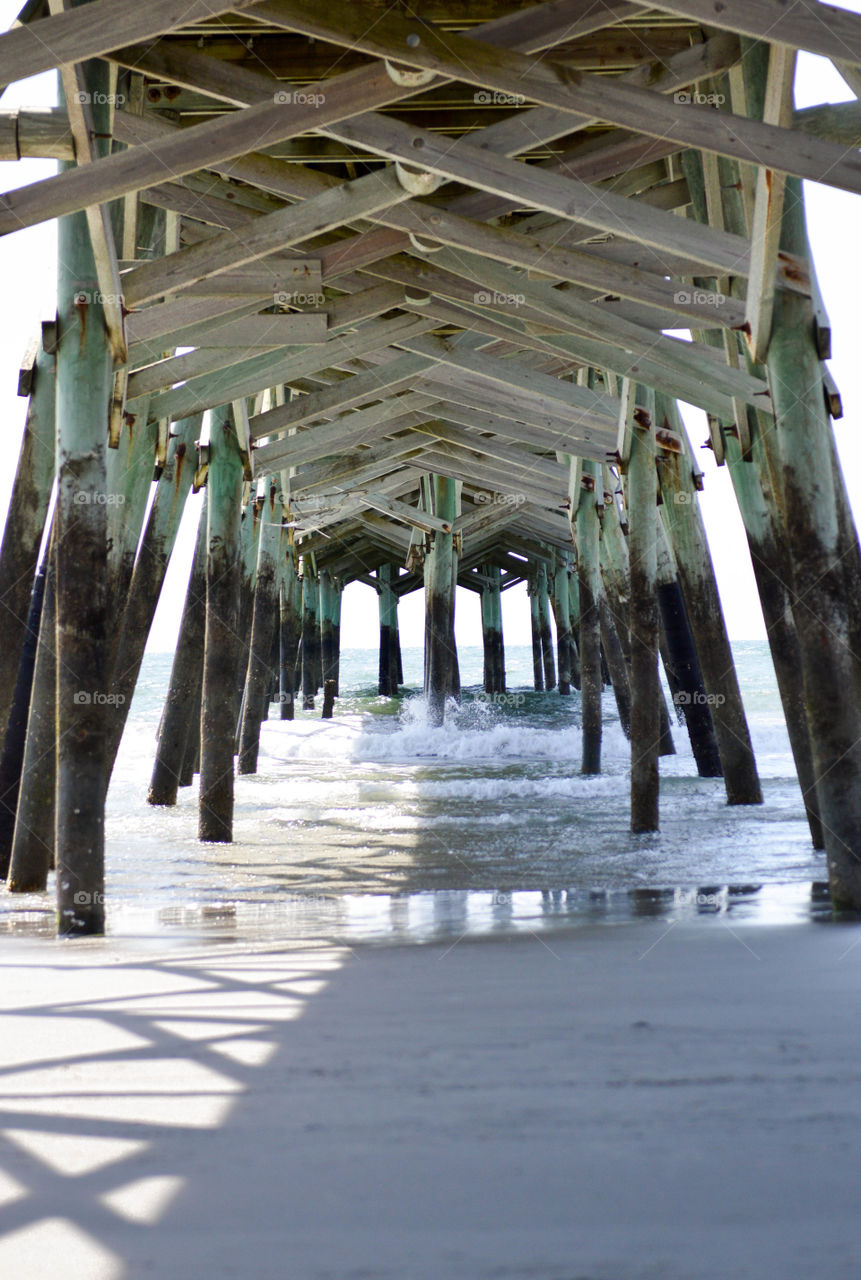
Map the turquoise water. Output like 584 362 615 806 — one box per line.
0 642 827 942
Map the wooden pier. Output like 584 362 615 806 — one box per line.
0 0 860 931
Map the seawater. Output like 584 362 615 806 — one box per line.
0 643 829 943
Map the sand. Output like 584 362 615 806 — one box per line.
0 918 859 1279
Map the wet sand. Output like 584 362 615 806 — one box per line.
0 919 859 1278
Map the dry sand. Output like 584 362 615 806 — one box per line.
0 919 859 1279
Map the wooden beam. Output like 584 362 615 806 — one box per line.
745 45 798 364
258 0 861 196
0 0 261 88
644 0 861 65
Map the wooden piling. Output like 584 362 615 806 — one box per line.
148 496 207 806
576 461 603 773
481 564 505 694
536 565 556 691
55 65 114 935
528 579 544 691
765 177 861 904
319 570 338 691
198 414 244 843
656 405 762 806
655 513 723 778
598 589 631 738
7 550 56 893
424 474 459 726
0 565 46 876
105 414 200 775
279 545 301 719
551 560 572 696
238 477 282 775
627 395 660 833
301 567 319 710
379 562 399 694
0 344 54 738
321 678 336 720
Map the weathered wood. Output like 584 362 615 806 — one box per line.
378 563 400 696
744 44 797 363
7 551 56 893
198 415 244 842
537 565 556 692
656 411 762 806
627 394 660 833
0 566 46 876
54 73 114 935
576 461 602 773
654 515 723 778
598 589 631 739
529 580 544 691
319 570 340 694
646 0 861 64
321 678 336 720
238 479 282 774
148 497 208 807
424 475 460 725
0 0 262 89
0 345 55 738
765 178 861 904
278 546 301 719
301 568 319 710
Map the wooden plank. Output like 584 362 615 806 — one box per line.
0 63 411 237
745 45 798 364
47 7 126 362
191 315 328 348
253 393 436 470
0 0 262 88
258 0 861 196
124 168 411 307
643 0 861 65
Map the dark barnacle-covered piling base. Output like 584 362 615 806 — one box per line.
1 0 861 1273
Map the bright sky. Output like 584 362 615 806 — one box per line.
0 2 858 653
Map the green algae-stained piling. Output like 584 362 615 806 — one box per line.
576 461 602 774
378 563 400 696
536 566 556 692
627 396 660 834
238 478 282 775
0 343 54 738
54 65 114 937
148 497 208 807
301 568 319 711
528 580 544 692
7 550 56 894
1 1 861 919
198 416 244 843
424 475 459 727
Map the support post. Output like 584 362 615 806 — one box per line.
528 578 544 691
551 559 572 696
7 549 56 893
301 567 318 710
424 474 459 726
627 394 660 832
656 405 762 806
0 344 55 737
238 477 282 774
537 565 556 691
198 414 243 842
765 177 861 903
576 461 603 773
279 544 301 719
148 496 207 806
0 565 46 876
379 563 399 694
55 62 114 935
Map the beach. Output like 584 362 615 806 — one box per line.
1 919 860 1278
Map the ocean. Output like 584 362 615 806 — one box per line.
0 642 828 943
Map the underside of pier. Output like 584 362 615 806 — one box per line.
1 0 860 933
